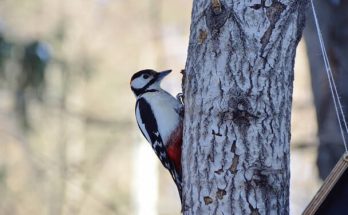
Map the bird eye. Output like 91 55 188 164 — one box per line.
143 74 149 79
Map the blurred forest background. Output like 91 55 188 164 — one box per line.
0 0 322 215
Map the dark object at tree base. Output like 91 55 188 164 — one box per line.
303 153 348 215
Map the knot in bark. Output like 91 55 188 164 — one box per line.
205 1 229 38
228 93 257 126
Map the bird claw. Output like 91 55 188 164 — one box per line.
176 93 184 118
176 93 184 105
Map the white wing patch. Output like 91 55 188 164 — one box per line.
142 91 180 145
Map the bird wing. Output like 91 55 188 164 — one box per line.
135 97 183 199
135 98 172 170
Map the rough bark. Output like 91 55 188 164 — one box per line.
182 0 307 214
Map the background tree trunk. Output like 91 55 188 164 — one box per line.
182 0 307 214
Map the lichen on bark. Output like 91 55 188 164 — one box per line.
182 0 308 214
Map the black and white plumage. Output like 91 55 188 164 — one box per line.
130 69 183 200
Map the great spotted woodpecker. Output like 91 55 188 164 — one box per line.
130 69 183 199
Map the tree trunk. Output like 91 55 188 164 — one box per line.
182 0 307 214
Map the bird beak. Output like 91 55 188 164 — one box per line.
157 70 172 81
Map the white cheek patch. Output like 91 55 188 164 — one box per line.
132 78 148 89
132 76 154 89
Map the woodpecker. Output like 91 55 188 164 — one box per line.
130 69 183 199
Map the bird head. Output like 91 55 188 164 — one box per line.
130 69 171 96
